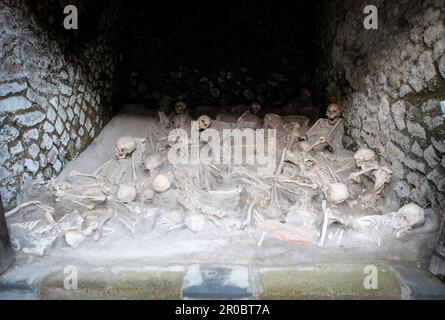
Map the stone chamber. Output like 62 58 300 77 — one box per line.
1 0 445 299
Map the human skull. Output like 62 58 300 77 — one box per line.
116 136 137 160
353 148 376 168
392 203 425 229
175 101 187 114
326 103 342 124
117 183 137 203
197 115 211 130
153 174 171 193
326 183 349 204
143 153 163 175
250 102 262 115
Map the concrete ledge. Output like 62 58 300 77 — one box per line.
39 268 185 300
258 263 402 300
2 260 443 300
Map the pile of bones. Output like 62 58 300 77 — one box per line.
5 101 434 255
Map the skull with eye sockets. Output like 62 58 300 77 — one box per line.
115 136 137 160
326 103 342 125
197 115 212 130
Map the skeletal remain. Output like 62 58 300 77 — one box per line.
241 198 256 229
93 159 113 175
303 103 343 153
282 115 310 128
325 103 342 124
69 171 108 190
153 174 171 193
319 200 333 247
306 136 335 153
352 203 425 239
170 101 191 129
114 201 136 233
55 187 107 206
257 232 267 247
236 102 262 128
174 169 225 218
347 148 392 209
265 183 282 220
283 121 305 144
263 113 283 129
326 183 349 205
5 201 55 224
158 111 170 128
65 230 87 248
65 218 101 248
81 208 113 241
174 101 187 114
197 115 212 130
117 183 137 203
115 136 137 160
390 203 425 238
143 153 163 175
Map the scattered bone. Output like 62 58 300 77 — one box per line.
143 153 163 175
326 183 349 205
158 111 170 129
336 229 344 246
241 198 256 230
257 232 267 247
263 113 284 129
168 223 186 231
70 171 106 182
115 136 137 160
170 101 191 129
153 174 171 193
93 159 113 175
11 101 406 254
236 103 262 128
197 115 212 130
117 183 137 203
6 201 50 219
319 200 333 247
65 230 87 249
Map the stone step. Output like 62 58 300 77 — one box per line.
1 261 444 300
182 265 253 299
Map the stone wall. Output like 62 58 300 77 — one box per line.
0 0 122 209
318 0 445 211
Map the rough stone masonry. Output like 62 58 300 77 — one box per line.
0 0 122 210
318 0 445 213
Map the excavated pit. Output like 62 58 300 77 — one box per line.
1 0 445 287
